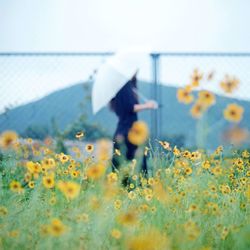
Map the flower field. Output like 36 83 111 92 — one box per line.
0 131 249 250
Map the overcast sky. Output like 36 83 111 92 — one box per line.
0 0 250 112
1 0 250 52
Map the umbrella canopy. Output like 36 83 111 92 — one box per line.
92 50 149 114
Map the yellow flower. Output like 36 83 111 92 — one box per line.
28 181 35 189
40 225 50 236
212 166 222 176
220 184 231 194
0 206 8 216
0 130 18 149
214 145 223 154
75 131 85 139
128 121 149 145
111 229 122 239
177 88 194 104
221 227 229 240
49 218 67 237
148 177 155 186
85 144 94 153
107 172 118 183
76 213 89 223
42 174 55 189
70 170 79 178
41 158 56 171
188 204 198 212
96 139 110 161
242 150 250 158
117 211 138 226
114 199 122 209
182 150 191 159
10 181 23 193
86 163 106 180
220 75 239 93
223 103 244 123
190 151 201 161
8 230 20 238
49 196 57 205
183 220 200 240
191 68 203 87
127 229 168 250
59 154 70 164
202 161 210 169
185 167 192 175
173 146 180 156
158 141 171 150
24 172 32 182
190 101 207 119
198 90 216 107
57 181 80 200
26 161 41 174
151 206 157 213
128 191 136 200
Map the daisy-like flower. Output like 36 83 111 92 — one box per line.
223 103 244 123
177 88 194 104
107 172 118 183
0 206 8 216
220 75 239 93
85 144 94 153
75 131 85 139
191 68 203 87
86 163 106 180
111 229 122 239
158 140 171 150
57 181 80 200
0 130 18 149
185 167 193 175
42 174 55 189
127 229 168 250
198 90 216 107
190 101 207 119
128 121 149 145
59 154 70 164
28 181 35 189
49 218 67 237
9 180 23 193
117 211 138 226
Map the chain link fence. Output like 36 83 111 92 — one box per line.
0 52 250 148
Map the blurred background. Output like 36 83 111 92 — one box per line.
0 0 250 149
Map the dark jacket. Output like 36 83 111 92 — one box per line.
111 78 138 136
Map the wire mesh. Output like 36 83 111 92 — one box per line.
0 52 249 148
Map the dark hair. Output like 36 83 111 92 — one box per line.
109 97 116 112
109 75 138 113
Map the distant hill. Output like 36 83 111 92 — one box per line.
0 82 249 148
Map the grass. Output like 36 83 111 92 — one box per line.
0 140 249 250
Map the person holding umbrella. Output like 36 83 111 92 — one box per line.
109 72 157 175
92 50 158 176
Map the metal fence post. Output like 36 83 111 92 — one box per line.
151 53 160 141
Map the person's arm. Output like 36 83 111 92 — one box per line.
133 100 158 112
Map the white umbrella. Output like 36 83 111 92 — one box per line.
92 50 150 114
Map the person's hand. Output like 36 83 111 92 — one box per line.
145 100 158 109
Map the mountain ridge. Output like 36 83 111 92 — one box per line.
0 82 249 148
